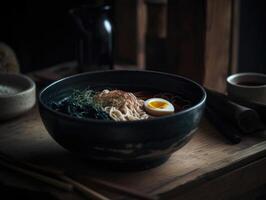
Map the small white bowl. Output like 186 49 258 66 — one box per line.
227 72 266 105
0 73 36 120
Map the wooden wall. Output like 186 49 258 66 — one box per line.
203 0 232 92
145 0 167 71
167 0 206 83
115 0 235 92
114 0 146 68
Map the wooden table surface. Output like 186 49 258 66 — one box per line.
1 104 266 200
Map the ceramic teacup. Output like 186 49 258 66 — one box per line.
227 72 266 105
0 73 36 120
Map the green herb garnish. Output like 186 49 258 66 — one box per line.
51 89 111 120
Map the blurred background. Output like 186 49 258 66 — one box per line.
0 0 265 92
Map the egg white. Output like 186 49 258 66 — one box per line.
144 98 175 116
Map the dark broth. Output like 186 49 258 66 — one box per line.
237 81 266 86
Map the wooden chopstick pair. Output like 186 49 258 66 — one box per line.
0 152 157 200
0 153 109 200
0 159 73 191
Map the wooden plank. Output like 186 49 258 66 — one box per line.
166 0 234 91
229 0 240 74
204 0 232 92
145 0 167 71
160 156 266 200
237 1 266 74
114 0 146 68
153 140 266 195
167 0 205 83
136 0 146 68
0 107 265 199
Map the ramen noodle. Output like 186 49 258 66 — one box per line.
94 89 149 121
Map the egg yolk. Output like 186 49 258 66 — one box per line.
148 101 168 109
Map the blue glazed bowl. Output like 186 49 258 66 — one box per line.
39 70 206 170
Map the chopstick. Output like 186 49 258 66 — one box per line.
89 178 158 200
0 152 63 177
61 176 111 200
0 152 158 200
0 153 111 200
0 159 73 192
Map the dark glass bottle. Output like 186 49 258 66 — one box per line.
70 4 113 72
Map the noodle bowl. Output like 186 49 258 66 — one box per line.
39 70 206 169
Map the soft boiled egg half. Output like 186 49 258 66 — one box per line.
144 98 175 117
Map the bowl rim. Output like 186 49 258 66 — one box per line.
39 69 206 124
227 72 266 89
0 72 36 98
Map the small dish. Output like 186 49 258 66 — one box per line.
227 72 266 105
227 72 266 123
0 73 36 120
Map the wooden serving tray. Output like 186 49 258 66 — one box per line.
0 106 266 199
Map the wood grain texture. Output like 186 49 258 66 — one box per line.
204 0 232 92
155 141 266 196
0 106 266 199
114 0 146 68
230 0 240 74
145 1 167 71
136 0 146 68
167 0 205 83
161 157 266 200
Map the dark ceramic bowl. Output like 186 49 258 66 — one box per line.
39 70 206 169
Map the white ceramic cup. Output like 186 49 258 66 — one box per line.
0 73 36 120
227 72 266 105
